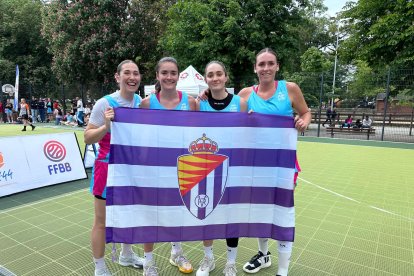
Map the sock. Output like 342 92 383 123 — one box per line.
277 241 292 276
204 245 214 259
226 246 238 264
171 242 182 254
121 243 133 257
144 251 153 265
257 238 268 254
93 257 106 271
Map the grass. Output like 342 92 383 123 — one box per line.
0 124 413 275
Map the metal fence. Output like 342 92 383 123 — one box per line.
291 68 414 143
2 68 413 143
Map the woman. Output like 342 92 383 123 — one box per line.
84 60 144 276
140 57 196 276
238 48 311 276
5 99 14 123
195 61 247 276
46 98 53 123
19 98 35 131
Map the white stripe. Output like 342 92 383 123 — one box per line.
107 164 294 190
106 204 295 228
111 122 297 150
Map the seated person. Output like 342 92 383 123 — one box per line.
362 115 373 128
353 119 363 128
341 114 353 128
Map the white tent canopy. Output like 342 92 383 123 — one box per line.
144 65 233 97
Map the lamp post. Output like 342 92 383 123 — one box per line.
331 22 340 110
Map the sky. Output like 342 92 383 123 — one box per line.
324 0 349 16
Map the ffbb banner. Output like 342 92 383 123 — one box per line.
106 108 297 243
0 132 87 197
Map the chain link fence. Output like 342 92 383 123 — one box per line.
290 68 414 143
2 68 413 143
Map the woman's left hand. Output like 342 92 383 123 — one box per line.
294 115 308 132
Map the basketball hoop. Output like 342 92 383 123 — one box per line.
2 84 15 97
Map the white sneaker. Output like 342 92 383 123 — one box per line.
119 252 144 268
196 256 215 276
223 262 237 276
95 268 112 276
169 250 194 273
143 260 158 276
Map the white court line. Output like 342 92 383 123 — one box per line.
299 177 361 203
298 177 414 222
0 188 88 215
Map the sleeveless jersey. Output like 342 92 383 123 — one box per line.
90 93 141 198
149 91 190 110
199 94 241 112
247 80 293 116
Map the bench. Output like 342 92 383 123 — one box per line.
326 127 376 140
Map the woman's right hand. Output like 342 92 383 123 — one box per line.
104 107 114 130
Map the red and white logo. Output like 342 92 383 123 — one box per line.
0 152 4 168
44 141 66 162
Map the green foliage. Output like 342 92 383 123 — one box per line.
300 47 332 72
0 0 52 87
160 0 306 91
341 0 414 67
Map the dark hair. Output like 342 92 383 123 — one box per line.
255 48 278 63
117 60 137 74
154 81 161 93
204 60 228 77
155 57 179 74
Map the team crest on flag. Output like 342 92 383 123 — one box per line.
177 134 228 220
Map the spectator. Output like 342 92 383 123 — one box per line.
331 108 337 126
362 115 373 128
353 119 363 128
30 96 38 123
46 98 53 122
19 98 35 131
341 114 353 128
38 98 46 122
84 104 91 117
54 107 63 125
76 96 84 126
5 99 14 123
322 107 332 127
0 101 4 123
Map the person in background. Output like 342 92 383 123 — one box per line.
5 99 14 123
76 96 84 127
30 96 38 123
38 98 46 122
84 60 144 276
19 98 36 131
322 107 332 127
341 114 353 128
53 107 63 125
0 101 4 123
362 115 373 128
46 98 53 122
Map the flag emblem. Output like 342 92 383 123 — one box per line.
178 134 228 220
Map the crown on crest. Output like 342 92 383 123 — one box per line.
188 134 218 154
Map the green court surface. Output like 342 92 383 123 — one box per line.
1 125 413 275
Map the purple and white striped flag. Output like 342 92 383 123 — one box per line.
106 108 297 244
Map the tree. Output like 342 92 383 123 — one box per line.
160 0 307 91
341 0 414 68
42 0 134 85
0 0 53 91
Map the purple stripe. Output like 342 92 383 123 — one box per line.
198 178 206 219
213 164 224 208
115 108 294 128
106 223 295 243
183 190 191 208
106 186 294 207
110 145 296 169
